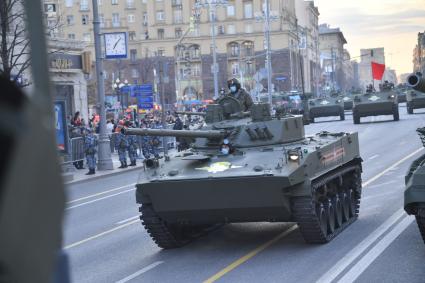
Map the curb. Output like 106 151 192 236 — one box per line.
65 165 144 186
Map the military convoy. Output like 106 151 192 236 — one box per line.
307 96 345 123
127 96 362 248
404 73 425 244
352 84 399 124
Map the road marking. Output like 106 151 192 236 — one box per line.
66 188 135 210
315 209 406 283
337 216 414 283
64 219 139 250
362 147 423 187
203 225 298 283
115 261 164 283
67 183 136 204
116 215 140 225
368 154 379 160
364 180 397 190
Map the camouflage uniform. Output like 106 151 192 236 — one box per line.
84 131 97 175
232 88 253 111
127 134 138 166
115 132 129 168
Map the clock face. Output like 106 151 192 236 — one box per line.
104 32 127 59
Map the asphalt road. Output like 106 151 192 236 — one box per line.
64 104 425 283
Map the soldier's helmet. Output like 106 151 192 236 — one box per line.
227 78 241 90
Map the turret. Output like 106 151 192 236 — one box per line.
407 73 425 93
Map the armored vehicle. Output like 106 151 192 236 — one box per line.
307 96 345 123
352 83 399 124
406 73 425 114
341 93 358 110
404 127 425 244
127 96 362 249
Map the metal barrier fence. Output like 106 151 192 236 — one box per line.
61 137 85 165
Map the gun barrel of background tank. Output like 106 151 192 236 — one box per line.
175 111 207 116
125 128 224 139
407 73 425 93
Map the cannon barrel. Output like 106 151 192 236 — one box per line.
125 128 224 139
175 111 207 116
407 73 425 93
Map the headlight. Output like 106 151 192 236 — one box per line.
288 149 300 162
388 94 395 99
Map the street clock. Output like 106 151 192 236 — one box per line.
104 32 127 59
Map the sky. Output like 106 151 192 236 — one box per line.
314 0 425 76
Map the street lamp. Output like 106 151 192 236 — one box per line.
194 0 228 100
113 78 129 113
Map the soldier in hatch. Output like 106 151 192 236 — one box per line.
226 78 254 111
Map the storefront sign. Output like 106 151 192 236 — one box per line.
49 54 82 70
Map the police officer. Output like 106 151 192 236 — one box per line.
227 78 253 111
115 127 129 168
84 128 97 175
127 126 138 167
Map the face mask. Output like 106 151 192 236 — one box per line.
230 86 237 93
221 147 230 155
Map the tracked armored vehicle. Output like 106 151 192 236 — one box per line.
352 84 399 124
405 74 425 244
307 96 345 123
406 73 425 114
128 97 362 249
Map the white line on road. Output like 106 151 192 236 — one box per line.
115 261 164 283
315 209 406 283
337 216 414 283
116 215 140 225
64 219 139 250
362 147 423 187
368 154 379 160
67 183 136 204
66 188 135 210
363 180 397 190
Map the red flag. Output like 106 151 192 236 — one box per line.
371 62 386 80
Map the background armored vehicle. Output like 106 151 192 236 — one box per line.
352 85 399 124
307 96 345 123
127 97 362 249
406 73 425 114
404 128 425 244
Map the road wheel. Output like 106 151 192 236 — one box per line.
340 111 345 121
316 201 328 237
334 195 343 228
393 105 400 121
407 103 414 114
353 111 360 124
325 198 336 234
416 214 425 244
340 192 350 222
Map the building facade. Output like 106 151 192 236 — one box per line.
413 32 425 74
45 0 322 105
318 24 347 92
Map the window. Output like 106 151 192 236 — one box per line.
112 13 120 27
244 1 253 18
157 48 165 57
83 33 91 42
68 33 75 39
129 31 136 41
192 64 201 77
227 24 235 34
173 9 182 23
243 41 254 56
218 25 225 35
175 28 182 38
111 0 118 4
80 0 89 10
143 12 148 25
66 15 74 25
231 62 239 76
229 42 239 57
246 61 254 74
45 3 56 12
191 45 200 58
65 0 73 7
130 49 137 61
157 29 165 39
227 4 235 17
82 14 89 25
127 14 135 23
156 10 165 21
131 68 139 78
99 14 105 27
126 0 134 8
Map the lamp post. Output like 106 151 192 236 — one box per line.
91 0 113 170
113 78 129 114
194 0 228 100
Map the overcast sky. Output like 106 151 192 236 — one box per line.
314 0 425 77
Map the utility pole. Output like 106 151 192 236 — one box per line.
158 59 169 160
331 47 336 90
265 0 273 106
92 0 113 170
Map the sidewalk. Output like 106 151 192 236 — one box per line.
64 152 145 185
